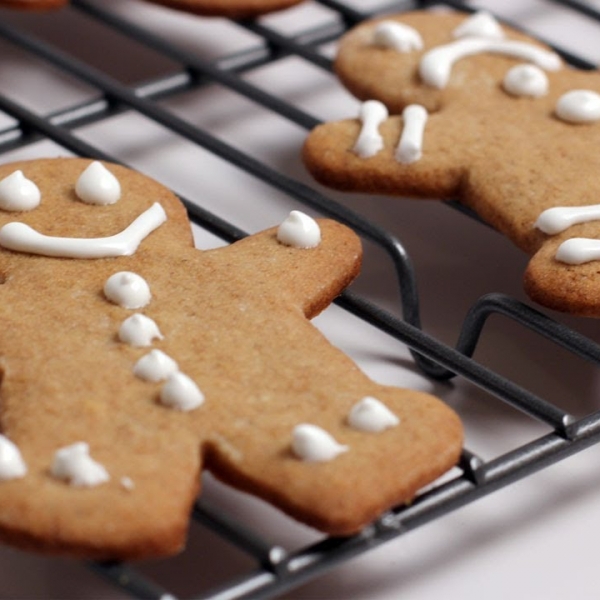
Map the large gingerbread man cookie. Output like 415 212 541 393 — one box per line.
303 10 600 317
0 158 462 559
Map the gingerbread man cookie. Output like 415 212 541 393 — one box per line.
303 10 600 317
0 158 462 559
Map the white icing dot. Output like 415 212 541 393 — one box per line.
503 64 548 97
277 211 321 249
120 476 135 491
372 20 423 53
452 11 505 40
291 424 348 462
353 100 389 159
0 170 41 212
347 397 400 433
75 161 121 206
133 349 179 382
555 89 600 123
160 372 204 411
119 313 163 347
104 271 151 309
51 442 110 487
0 434 27 481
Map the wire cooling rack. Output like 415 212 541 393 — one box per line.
1 0 600 598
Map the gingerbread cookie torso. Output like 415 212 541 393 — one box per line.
0 158 462 559
303 10 600 317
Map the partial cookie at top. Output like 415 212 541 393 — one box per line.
0 0 305 16
0 0 67 9
140 0 306 17
0 157 462 559
304 10 600 317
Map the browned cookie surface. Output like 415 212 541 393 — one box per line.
0 157 462 559
304 10 600 317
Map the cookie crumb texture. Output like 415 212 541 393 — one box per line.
0 158 462 560
304 10 600 317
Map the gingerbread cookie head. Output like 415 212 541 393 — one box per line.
0 158 462 559
303 10 600 317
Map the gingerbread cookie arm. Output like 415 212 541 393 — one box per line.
303 111 468 199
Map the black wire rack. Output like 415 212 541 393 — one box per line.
1 0 600 598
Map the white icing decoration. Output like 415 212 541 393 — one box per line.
291 424 348 462
372 20 423 53
75 161 121 205
419 37 561 89
452 11 505 40
555 89 600 123
396 104 428 164
353 100 389 158
347 397 400 433
535 204 600 235
133 349 179 382
160 372 204 411
104 271 151 309
0 434 27 481
555 238 600 264
277 211 321 249
51 442 110 487
503 64 548 97
119 313 163 347
0 202 166 259
0 170 41 212
121 476 135 491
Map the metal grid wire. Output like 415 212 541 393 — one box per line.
1 0 600 598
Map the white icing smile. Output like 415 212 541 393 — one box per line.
0 202 166 258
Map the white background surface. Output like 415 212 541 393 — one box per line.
1 0 600 598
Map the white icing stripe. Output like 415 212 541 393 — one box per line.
555 238 600 265
419 37 561 89
395 104 428 164
353 100 389 158
535 204 600 235
0 202 166 258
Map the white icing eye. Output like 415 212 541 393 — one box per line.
555 89 600 123
347 397 400 433
133 349 179 382
119 313 163 347
291 424 348 462
503 64 548 97
0 170 41 212
104 271 151 309
75 161 121 205
452 11 505 40
160 372 205 411
372 20 423 53
0 434 27 481
51 442 110 487
277 211 321 248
